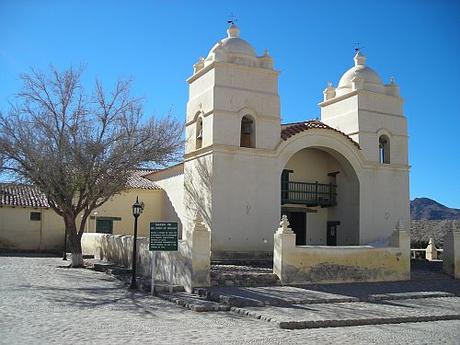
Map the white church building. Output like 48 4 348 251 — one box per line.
147 23 410 263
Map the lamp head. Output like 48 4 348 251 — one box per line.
132 196 143 217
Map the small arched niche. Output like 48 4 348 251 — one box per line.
196 117 203 149
379 135 390 164
240 115 255 148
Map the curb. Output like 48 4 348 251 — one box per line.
230 306 460 329
158 293 231 312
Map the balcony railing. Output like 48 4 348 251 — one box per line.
281 181 337 207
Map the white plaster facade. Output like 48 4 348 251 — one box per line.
148 24 410 260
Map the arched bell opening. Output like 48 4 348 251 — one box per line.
379 135 390 164
240 115 255 148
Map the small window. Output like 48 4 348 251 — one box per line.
196 117 203 149
379 135 390 164
30 212 41 221
96 219 113 234
240 115 255 148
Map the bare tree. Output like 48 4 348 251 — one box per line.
0 66 183 266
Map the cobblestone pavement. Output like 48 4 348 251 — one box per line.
1 256 460 345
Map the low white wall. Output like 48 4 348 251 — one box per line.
443 230 460 279
82 230 210 292
274 226 410 284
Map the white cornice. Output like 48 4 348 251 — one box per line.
187 61 279 84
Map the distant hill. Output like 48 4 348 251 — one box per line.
410 198 460 220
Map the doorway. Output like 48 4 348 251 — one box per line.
327 221 340 246
289 212 307 245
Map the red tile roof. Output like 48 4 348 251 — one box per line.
0 170 161 208
0 184 50 208
126 170 161 190
281 120 360 149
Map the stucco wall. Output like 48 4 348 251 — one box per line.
81 229 211 292
443 230 460 279
84 189 164 238
183 154 213 242
147 165 185 238
0 206 63 252
274 229 410 284
211 149 278 255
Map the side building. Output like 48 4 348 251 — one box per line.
0 170 164 252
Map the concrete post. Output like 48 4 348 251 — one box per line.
273 215 296 284
443 228 460 279
190 213 211 289
389 220 410 280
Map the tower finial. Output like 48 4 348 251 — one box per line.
227 13 238 26
353 42 364 53
227 20 240 38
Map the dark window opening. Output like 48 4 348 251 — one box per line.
96 219 113 234
196 117 203 149
30 212 41 221
379 135 390 164
240 115 255 148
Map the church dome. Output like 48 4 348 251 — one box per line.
208 25 257 58
336 51 384 95
206 24 258 66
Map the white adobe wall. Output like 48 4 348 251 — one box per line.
147 164 186 238
211 149 278 254
358 166 410 244
183 154 214 241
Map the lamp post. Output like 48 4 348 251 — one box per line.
130 196 143 290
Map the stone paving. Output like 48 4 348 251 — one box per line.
1 255 460 344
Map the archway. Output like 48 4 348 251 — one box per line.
280 146 360 246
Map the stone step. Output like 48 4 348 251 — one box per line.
194 286 456 308
196 286 359 307
158 292 231 312
210 264 280 287
232 296 460 329
366 291 454 301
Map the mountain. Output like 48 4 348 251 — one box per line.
410 198 460 220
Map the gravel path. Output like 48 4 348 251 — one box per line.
1 256 460 344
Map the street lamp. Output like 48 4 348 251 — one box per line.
129 196 143 289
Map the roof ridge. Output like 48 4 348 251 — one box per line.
280 120 360 149
281 119 324 126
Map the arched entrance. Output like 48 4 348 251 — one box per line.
280 146 360 246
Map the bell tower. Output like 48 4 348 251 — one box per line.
185 24 281 154
182 24 281 257
318 51 410 243
319 51 408 166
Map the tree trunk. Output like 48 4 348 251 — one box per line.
65 215 84 267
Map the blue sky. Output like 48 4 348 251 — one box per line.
1 0 459 208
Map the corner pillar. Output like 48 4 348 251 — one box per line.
190 213 211 289
443 225 460 279
273 215 296 284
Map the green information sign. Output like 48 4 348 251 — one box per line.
149 222 178 251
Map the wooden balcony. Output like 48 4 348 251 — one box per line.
281 181 337 207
